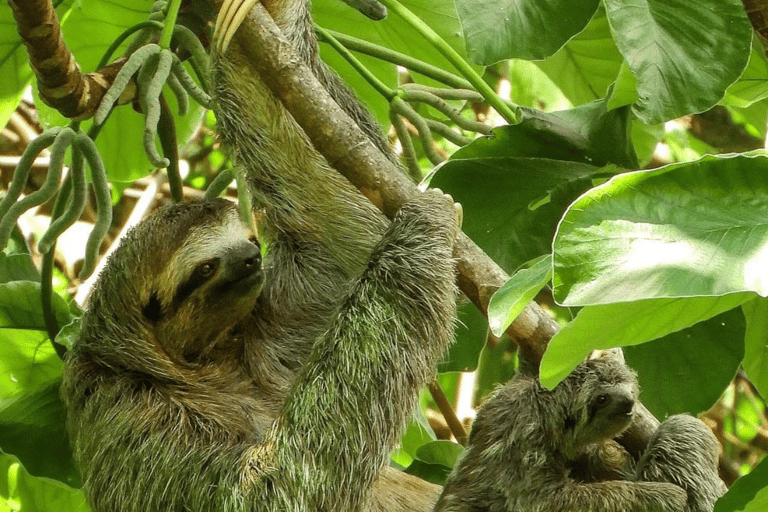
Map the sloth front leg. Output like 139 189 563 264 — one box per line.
247 189 461 511
637 415 727 512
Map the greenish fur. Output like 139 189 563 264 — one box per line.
62 1 457 510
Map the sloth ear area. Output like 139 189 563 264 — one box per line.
142 291 163 323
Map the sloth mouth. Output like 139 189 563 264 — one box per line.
220 268 265 297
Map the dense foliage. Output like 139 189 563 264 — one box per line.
2 0 768 510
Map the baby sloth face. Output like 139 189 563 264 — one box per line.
559 352 640 450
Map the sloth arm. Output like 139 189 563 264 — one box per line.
517 479 689 512
244 190 459 511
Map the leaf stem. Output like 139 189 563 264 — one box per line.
159 0 183 49
377 0 518 124
316 25 396 100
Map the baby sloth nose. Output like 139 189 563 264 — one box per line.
614 394 635 416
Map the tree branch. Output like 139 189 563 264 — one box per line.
217 0 559 363
8 0 128 120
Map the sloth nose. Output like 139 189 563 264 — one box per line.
223 240 262 282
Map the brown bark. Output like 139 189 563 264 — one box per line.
8 0 126 120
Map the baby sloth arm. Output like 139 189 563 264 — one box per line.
247 189 460 510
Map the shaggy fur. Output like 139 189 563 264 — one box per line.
62 0 458 510
435 351 726 512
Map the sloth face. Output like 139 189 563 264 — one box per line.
125 199 264 364
560 354 639 450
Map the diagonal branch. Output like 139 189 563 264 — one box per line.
8 0 126 119
212 0 664 455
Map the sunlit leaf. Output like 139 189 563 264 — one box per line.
554 155 768 306
536 8 623 106
0 452 88 512
715 455 768 512
540 293 752 388
488 254 551 337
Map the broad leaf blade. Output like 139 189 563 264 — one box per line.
488 254 551 337
604 0 751 124
431 157 600 272
623 307 744 418
455 0 600 63
0 380 79 487
539 293 752 389
554 155 768 306
536 8 623 107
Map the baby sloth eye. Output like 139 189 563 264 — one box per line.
595 395 609 406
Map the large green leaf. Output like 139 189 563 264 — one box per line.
623 307 744 419
715 454 768 512
457 101 637 169
539 293 752 389
454 0 600 63
431 157 600 273
0 452 88 512
488 254 551 337
743 296 768 399
536 8 623 107
0 380 79 487
604 0 751 124
724 37 768 109
0 254 39 284
553 155 768 306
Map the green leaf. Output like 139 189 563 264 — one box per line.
0 254 39 284
0 380 79 487
439 300 488 372
455 0 600 63
623 307 744 418
315 0 475 127
714 454 768 512
405 440 464 485
458 101 637 168
539 293 752 389
0 282 72 399
724 37 768 109
536 7 623 106
604 0 751 124
431 157 601 273
390 405 436 467
0 452 88 512
743 296 768 398
488 254 551 337
553 154 768 306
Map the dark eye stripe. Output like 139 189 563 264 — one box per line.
173 259 220 309
142 291 163 323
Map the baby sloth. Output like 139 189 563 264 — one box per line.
435 350 726 512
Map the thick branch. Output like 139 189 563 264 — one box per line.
220 0 559 363
215 1 663 452
8 0 125 119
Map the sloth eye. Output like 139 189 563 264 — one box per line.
198 261 217 277
595 395 608 406
173 259 220 309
